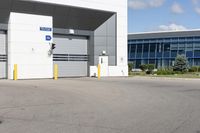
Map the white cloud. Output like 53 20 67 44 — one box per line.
195 7 200 14
128 0 147 10
157 23 187 31
192 0 200 4
171 2 184 14
192 0 200 15
149 0 165 7
128 0 165 10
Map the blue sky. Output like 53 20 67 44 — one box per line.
128 0 200 33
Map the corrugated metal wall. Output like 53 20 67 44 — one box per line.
0 32 6 79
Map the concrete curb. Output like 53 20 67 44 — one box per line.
131 76 200 81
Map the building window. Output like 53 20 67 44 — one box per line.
136 44 142 58
149 43 156 58
194 42 200 50
194 50 200 57
149 59 155 65
194 59 200 66
164 43 170 57
186 37 193 41
135 59 141 68
128 34 200 68
171 43 178 50
143 44 149 58
156 43 163 57
130 45 136 59
171 50 178 57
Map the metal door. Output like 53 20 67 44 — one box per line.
53 35 88 77
0 31 7 79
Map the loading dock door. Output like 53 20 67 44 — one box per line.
53 35 88 77
0 32 7 79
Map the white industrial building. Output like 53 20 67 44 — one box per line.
0 0 128 79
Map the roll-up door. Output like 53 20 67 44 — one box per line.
0 31 7 79
53 35 88 77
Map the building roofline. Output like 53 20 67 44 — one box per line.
128 29 200 35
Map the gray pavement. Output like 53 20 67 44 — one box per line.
0 77 200 133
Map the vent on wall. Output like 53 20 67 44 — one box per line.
53 54 88 62
0 55 7 62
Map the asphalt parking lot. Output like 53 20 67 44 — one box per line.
0 77 200 133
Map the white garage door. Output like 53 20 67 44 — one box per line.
53 35 88 77
0 32 7 79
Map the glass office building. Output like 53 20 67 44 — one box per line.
128 30 200 68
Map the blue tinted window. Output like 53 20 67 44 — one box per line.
188 58 193 67
194 37 200 41
142 59 148 64
194 43 200 50
143 44 149 58
135 60 141 68
179 43 185 50
171 37 178 42
171 50 177 57
163 43 170 57
164 38 170 42
171 43 178 50
194 50 200 57
130 45 136 59
136 45 142 58
149 59 155 65
186 37 193 41
143 39 149 43
148 39 155 43
163 59 170 67
186 43 193 48
178 50 185 55
156 59 162 68
194 59 200 65
150 44 156 58
179 37 185 42
186 51 193 58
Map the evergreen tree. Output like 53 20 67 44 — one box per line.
173 54 189 72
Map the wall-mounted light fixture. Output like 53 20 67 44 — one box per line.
69 29 75 34
102 50 106 56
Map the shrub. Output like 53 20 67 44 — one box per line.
128 63 134 72
139 64 148 72
156 68 174 75
174 71 185 74
146 64 155 74
189 66 199 72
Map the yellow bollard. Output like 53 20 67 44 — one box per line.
98 64 101 80
14 64 18 80
54 64 58 80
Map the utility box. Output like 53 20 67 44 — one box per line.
99 55 108 77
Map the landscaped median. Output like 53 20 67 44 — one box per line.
129 71 200 79
128 54 200 79
129 66 200 79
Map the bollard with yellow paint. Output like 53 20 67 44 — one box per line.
14 64 18 80
54 64 58 80
98 64 101 80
